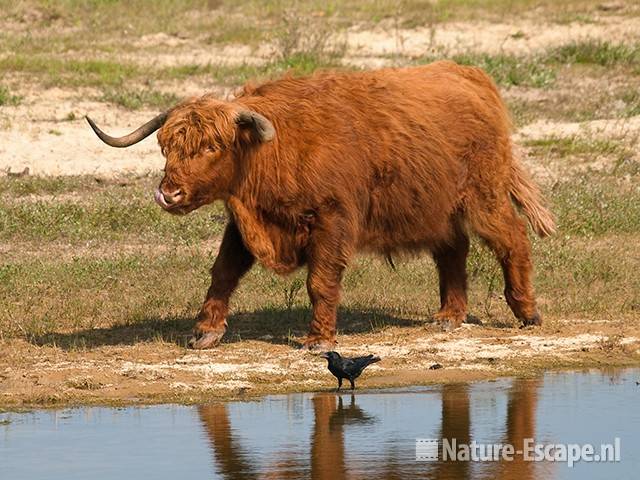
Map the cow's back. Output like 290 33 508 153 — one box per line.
237 61 513 252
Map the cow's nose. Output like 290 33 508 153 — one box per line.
162 189 183 204
156 188 183 206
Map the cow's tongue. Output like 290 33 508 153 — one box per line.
154 189 168 208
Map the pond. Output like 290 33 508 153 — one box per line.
1 368 638 479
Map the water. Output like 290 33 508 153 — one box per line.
1 369 638 479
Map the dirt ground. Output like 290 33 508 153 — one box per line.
1 1 640 409
2 321 639 409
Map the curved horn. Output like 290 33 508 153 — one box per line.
85 111 169 148
236 109 275 142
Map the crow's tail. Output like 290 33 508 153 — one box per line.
368 355 381 364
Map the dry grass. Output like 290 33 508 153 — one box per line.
3 1 640 107
1 155 638 344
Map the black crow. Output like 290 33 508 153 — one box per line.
321 351 381 391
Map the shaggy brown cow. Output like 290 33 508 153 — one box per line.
87 60 555 350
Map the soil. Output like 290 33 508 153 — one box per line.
1 319 638 409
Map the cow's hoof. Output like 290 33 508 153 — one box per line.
521 312 542 328
433 311 465 332
188 330 225 349
300 337 336 352
438 320 460 332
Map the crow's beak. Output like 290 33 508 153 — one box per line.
320 352 329 359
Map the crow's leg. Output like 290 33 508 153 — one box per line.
189 222 254 349
336 377 343 392
349 379 355 390
302 214 355 350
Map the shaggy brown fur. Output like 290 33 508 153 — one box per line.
150 60 555 349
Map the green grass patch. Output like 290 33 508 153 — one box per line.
162 64 214 79
0 175 100 197
619 89 640 117
0 55 142 88
204 17 264 45
524 136 627 158
0 84 21 106
0 198 226 243
549 41 640 67
166 62 267 87
163 52 345 86
0 252 213 338
533 236 640 317
264 52 345 78
452 52 556 87
419 42 640 91
101 88 181 110
552 175 640 237
0 177 226 243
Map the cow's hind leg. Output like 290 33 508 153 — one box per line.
433 225 470 331
470 200 541 326
189 221 254 349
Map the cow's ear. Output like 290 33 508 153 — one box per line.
235 109 275 143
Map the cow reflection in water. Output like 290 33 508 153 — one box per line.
197 394 373 479
197 404 259 480
432 384 472 479
491 378 545 480
433 379 544 480
197 379 542 479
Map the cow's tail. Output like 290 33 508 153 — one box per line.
509 159 556 238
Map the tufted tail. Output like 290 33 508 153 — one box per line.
509 159 556 238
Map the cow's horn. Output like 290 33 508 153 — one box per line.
85 111 169 148
236 109 275 142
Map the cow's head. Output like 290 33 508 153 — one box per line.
86 96 275 214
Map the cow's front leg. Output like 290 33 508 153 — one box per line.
227 196 281 271
228 195 302 274
189 221 254 349
302 217 355 351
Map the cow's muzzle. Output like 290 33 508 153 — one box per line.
154 188 184 211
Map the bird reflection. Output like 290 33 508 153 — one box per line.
329 395 376 429
312 394 377 480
